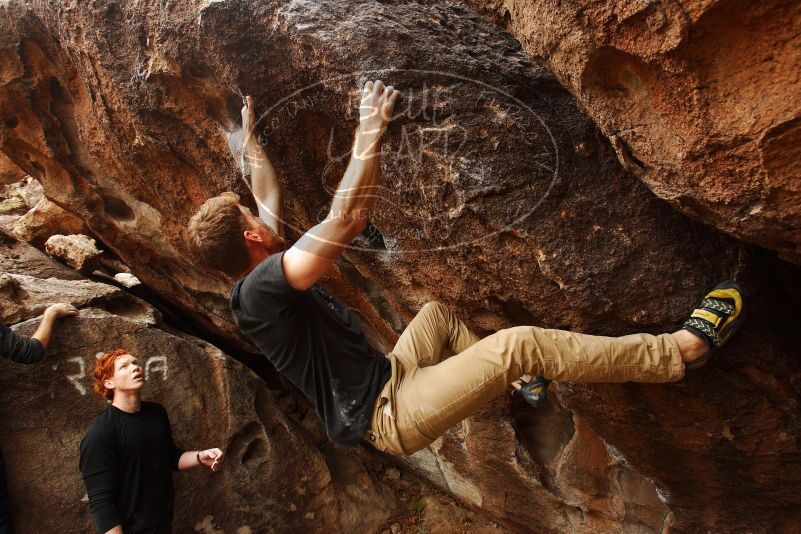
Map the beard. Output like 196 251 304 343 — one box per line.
266 233 289 254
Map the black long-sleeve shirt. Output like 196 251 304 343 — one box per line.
79 402 184 534
0 322 44 364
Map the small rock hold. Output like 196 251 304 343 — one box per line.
114 272 141 288
390 523 401 534
44 234 102 274
574 141 591 157
385 467 401 480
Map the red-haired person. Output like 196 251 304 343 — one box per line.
78 350 223 534
1 303 77 533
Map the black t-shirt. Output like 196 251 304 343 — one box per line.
230 250 391 447
79 402 184 534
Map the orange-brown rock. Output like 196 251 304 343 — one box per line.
14 197 90 246
0 152 25 185
469 0 801 264
0 0 799 532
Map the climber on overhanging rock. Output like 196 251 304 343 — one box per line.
186 79 746 456
79 350 224 534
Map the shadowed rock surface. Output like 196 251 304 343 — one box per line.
0 0 799 532
469 0 801 264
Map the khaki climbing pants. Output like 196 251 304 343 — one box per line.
364 301 685 456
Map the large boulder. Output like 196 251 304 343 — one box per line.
0 0 799 531
468 0 801 264
0 175 92 249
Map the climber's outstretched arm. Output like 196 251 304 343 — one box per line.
282 80 399 291
242 95 284 238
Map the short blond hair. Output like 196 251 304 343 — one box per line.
187 193 251 278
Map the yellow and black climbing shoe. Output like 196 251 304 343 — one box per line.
682 280 745 370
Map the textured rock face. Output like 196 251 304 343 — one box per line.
0 152 25 185
0 177 41 224
0 176 88 244
0 0 799 532
469 0 801 264
399 394 671 532
0 271 117 324
14 197 89 246
0 227 83 281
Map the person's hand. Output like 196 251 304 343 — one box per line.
358 80 399 140
241 95 258 149
43 303 78 321
198 448 224 471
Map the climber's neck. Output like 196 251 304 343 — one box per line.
238 247 272 279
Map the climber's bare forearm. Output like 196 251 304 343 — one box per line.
291 132 378 269
329 80 398 222
241 95 284 237
30 311 58 350
328 126 382 221
245 140 284 237
286 128 380 279
281 80 399 292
